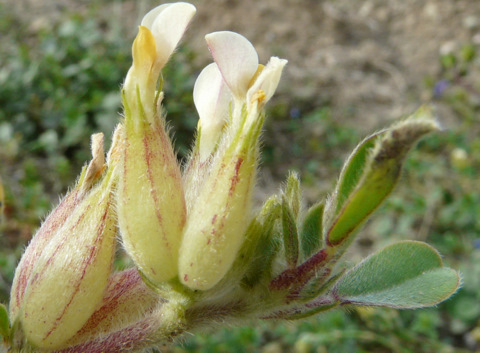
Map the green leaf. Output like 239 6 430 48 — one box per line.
282 196 299 268
333 241 461 308
300 202 324 258
241 196 282 288
242 231 281 288
0 303 10 339
334 134 379 213
325 106 440 245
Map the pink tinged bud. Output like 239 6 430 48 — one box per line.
205 31 259 100
193 63 232 161
19 171 117 349
9 134 106 324
9 188 82 324
178 141 258 290
65 268 158 347
117 116 186 285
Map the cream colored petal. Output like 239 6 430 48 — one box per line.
194 63 231 127
194 63 232 159
140 3 170 29
247 56 287 108
205 31 258 100
150 2 196 68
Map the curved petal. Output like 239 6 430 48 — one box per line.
205 31 258 100
150 2 196 69
247 56 287 109
194 63 232 159
140 4 170 29
194 63 231 123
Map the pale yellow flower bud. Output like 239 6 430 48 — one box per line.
9 134 106 324
116 117 186 284
178 120 260 290
13 135 117 349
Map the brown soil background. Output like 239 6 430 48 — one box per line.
10 0 480 127
9 0 480 130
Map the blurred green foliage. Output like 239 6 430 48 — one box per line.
0 3 479 353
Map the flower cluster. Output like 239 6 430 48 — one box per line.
2 3 459 353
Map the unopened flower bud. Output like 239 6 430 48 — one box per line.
178 130 258 290
9 134 106 323
11 134 118 349
117 115 186 284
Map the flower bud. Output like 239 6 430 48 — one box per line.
8 187 82 324
178 112 261 291
9 134 106 323
11 134 118 349
117 114 186 284
117 2 195 286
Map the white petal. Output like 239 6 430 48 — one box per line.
194 63 231 124
205 31 258 100
247 56 287 107
140 4 170 29
194 63 232 159
150 2 196 68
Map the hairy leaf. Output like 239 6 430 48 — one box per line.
300 202 324 259
282 196 299 268
325 106 440 245
241 196 282 288
333 241 461 308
